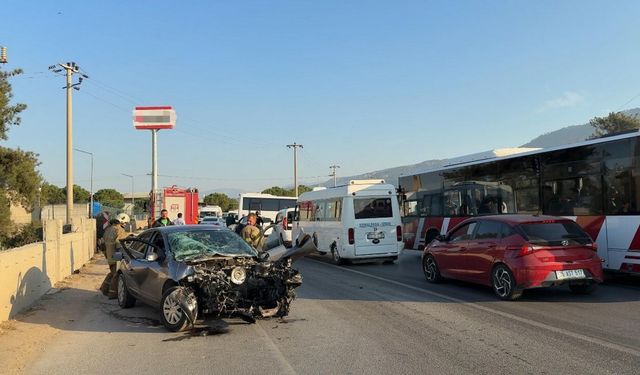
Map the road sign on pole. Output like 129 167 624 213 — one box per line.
133 106 176 220
133 106 176 130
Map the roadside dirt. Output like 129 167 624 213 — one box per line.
0 255 108 375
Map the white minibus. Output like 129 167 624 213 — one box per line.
294 180 404 264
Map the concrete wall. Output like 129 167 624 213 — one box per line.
0 217 96 322
9 203 32 225
40 204 89 221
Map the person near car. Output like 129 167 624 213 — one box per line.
152 209 174 227
255 210 264 228
225 213 236 227
100 213 130 299
240 213 262 250
95 210 110 253
173 212 186 225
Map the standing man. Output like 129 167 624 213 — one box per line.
240 213 262 251
255 210 264 228
173 212 186 225
100 213 130 299
152 209 173 227
95 211 110 253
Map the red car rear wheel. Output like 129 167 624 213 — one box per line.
491 264 522 300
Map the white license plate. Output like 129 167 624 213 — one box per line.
556 269 586 280
367 232 385 240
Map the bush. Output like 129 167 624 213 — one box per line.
0 221 43 250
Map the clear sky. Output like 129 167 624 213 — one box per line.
3 0 640 196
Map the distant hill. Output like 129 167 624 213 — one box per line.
327 107 640 188
522 108 640 148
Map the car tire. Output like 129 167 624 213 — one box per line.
491 264 522 301
160 286 198 332
422 255 444 283
331 244 344 265
568 282 597 295
117 273 136 308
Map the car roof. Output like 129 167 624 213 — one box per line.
456 214 574 226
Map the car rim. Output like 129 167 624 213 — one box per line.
424 258 436 280
163 291 183 325
117 276 125 303
493 268 511 297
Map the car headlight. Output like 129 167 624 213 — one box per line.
230 266 247 285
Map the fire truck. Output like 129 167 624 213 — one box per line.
150 186 199 224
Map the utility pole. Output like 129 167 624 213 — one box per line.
74 148 94 218
329 164 340 187
49 62 87 224
286 142 303 197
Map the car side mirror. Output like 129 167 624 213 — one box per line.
435 234 446 242
146 252 159 262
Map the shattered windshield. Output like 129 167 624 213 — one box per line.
167 229 256 261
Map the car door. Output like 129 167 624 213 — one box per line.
464 220 501 284
135 232 170 306
119 231 154 300
436 222 476 279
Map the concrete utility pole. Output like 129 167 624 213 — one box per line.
286 142 303 197
329 164 340 187
49 62 87 224
74 148 94 218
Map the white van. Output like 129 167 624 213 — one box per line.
294 180 404 264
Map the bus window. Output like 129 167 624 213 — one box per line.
403 200 418 216
354 198 393 219
543 177 603 215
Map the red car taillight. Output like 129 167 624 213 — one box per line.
348 228 355 245
396 225 402 242
508 243 536 257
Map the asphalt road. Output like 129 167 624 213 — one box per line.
23 251 640 374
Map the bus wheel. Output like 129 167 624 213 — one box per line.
331 244 344 265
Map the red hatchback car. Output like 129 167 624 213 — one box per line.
422 215 604 300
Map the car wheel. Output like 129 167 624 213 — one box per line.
117 273 136 308
160 286 198 332
568 282 597 295
491 264 522 301
331 244 344 265
422 255 443 283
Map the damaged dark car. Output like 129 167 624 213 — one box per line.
115 225 315 332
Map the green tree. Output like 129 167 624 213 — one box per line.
62 184 91 203
40 182 65 205
94 188 125 209
0 68 27 140
0 67 41 246
589 112 640 139
203 192 238 212
261 185 312 197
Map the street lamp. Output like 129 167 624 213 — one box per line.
74 148 93 218
121 173 134 217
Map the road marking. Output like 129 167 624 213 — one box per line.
306 258 640 358
254 321 297 374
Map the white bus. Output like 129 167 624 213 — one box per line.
398 130 640 274
238 193 298 224
294 180 404 264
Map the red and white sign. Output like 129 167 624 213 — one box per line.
133 106 176 130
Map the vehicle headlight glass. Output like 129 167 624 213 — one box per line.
230 266 247 285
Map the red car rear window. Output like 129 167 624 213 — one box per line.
517 221 591 246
